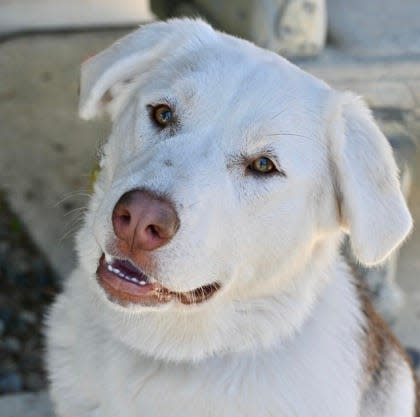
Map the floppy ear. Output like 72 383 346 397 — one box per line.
329 92 412 265
78 18 214 120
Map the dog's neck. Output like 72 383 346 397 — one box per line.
232 233 356 348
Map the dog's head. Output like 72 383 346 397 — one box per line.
76 19 411 361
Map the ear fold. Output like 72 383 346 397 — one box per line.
330 92 412 265
78 18 214 120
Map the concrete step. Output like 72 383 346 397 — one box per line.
327 0 420 58
0 0 153 35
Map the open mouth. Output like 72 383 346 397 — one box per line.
96 255 221 306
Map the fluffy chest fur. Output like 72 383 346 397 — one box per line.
48 259 369 417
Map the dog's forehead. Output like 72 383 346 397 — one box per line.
155 36 331 129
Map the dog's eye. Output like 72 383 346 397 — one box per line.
151 104 173 127
248 157 276 174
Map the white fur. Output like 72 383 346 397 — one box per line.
46 19 415 417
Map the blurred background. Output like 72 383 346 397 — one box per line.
0 0 419 414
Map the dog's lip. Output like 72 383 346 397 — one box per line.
96 254 221 306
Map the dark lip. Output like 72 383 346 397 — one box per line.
96 254 221 306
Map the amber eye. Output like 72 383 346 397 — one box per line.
152 104 173 127
249 156 276 174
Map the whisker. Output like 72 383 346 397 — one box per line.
185 200 201 210
63 216 85 233
266 132 312 140
60 212 86 242
63 206 88 217
59 224 82 243
53 190 91 208
270 108 288 120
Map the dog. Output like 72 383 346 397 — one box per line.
46 18 419 417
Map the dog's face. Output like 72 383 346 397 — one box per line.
76 19 411 361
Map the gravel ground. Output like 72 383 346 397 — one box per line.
0 191 59 394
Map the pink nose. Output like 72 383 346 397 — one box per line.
112 189 179 253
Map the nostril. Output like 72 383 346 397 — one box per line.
120 212 131 225
114 207 131 224
112 207 132 240
147 225 161 239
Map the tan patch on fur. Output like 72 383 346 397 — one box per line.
355 279 402 383
351 265 419 414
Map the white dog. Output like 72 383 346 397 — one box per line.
46 19 419 417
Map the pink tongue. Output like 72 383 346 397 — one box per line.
112 259 149 282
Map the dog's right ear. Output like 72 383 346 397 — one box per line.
78 19 215 120
329 92 412 266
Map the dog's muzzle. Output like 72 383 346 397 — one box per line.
96 189 221 306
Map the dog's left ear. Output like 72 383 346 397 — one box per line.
79 22 171 120
329 92 412 265
78 19 215 120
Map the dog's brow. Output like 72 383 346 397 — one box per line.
146 95 175 108
226 147 280 168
